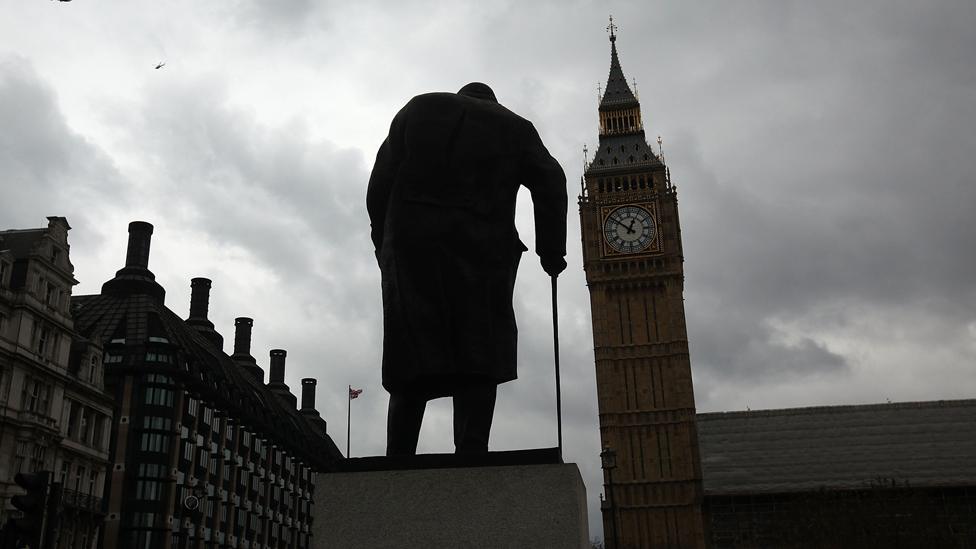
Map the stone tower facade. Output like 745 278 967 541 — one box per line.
580 24 706 548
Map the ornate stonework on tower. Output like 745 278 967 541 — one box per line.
580 20 706 548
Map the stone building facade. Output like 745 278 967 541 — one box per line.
0 217 113 548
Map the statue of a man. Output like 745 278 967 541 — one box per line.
367 82 567 456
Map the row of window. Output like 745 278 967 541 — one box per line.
184 397 306 480
59 460 100 495
30 321 59 360
595 173 655 193
34 274 66 313
11 440 46 479
64 398 108 449
145 386 175 407
22 377 51 415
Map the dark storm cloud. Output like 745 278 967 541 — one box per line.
4 1 975 540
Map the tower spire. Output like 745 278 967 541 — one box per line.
600 16 638 109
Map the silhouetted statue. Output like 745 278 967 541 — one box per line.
367 82 568 456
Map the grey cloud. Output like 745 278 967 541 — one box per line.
0 55 128 252
5 1 976 541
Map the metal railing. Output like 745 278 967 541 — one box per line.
60 488 104 514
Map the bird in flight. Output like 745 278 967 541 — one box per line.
155 62 166 70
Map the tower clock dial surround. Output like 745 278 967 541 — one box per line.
601 204 659 255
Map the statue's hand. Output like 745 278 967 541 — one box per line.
541 255 567 277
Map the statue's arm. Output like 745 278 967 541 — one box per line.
521 123 568 267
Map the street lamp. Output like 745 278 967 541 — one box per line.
600 447 620 549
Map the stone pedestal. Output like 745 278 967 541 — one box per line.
312 450 589 548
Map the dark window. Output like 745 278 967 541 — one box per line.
144 387 174 407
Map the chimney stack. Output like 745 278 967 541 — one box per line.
300 378 317 412
299 378 328 434
101 221 165 303
124 221 153 269
185 277 222 349
233 317 253 356
188 278 212 320
268 349 297 408
231 317 264 382
269 349 287 384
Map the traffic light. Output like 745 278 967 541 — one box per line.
9 471 51 549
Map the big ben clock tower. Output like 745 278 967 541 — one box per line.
581 20 706 548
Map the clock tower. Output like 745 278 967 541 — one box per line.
581 21 706 548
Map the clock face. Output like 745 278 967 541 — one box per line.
603 205 656 254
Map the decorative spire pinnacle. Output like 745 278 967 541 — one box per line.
600 16 638 110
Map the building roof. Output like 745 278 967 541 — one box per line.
698 399 976 495
587 133 662 176
0 228 46 257
71 222 342 470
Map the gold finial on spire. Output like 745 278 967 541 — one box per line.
607 15 617 42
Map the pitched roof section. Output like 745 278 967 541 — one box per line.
600 32 638 110
698 399 976 495
588 133 662 175
71 222 342 469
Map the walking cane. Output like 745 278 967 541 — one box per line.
551 275 563 463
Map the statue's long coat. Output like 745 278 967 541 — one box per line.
367 92 567 398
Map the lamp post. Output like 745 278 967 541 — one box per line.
601 447 620 549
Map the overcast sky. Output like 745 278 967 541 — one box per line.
3 0 975 540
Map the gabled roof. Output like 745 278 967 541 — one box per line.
697 399 976 495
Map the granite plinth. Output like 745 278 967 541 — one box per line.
313 449 589 548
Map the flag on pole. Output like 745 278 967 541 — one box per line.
347 385 363 458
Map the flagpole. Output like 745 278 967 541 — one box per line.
347 385 351 458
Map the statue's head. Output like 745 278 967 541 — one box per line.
458 82 497 103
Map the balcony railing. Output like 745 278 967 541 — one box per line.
61 488 105 514
17 410 57 429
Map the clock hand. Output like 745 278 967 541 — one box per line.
626 218 637 234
